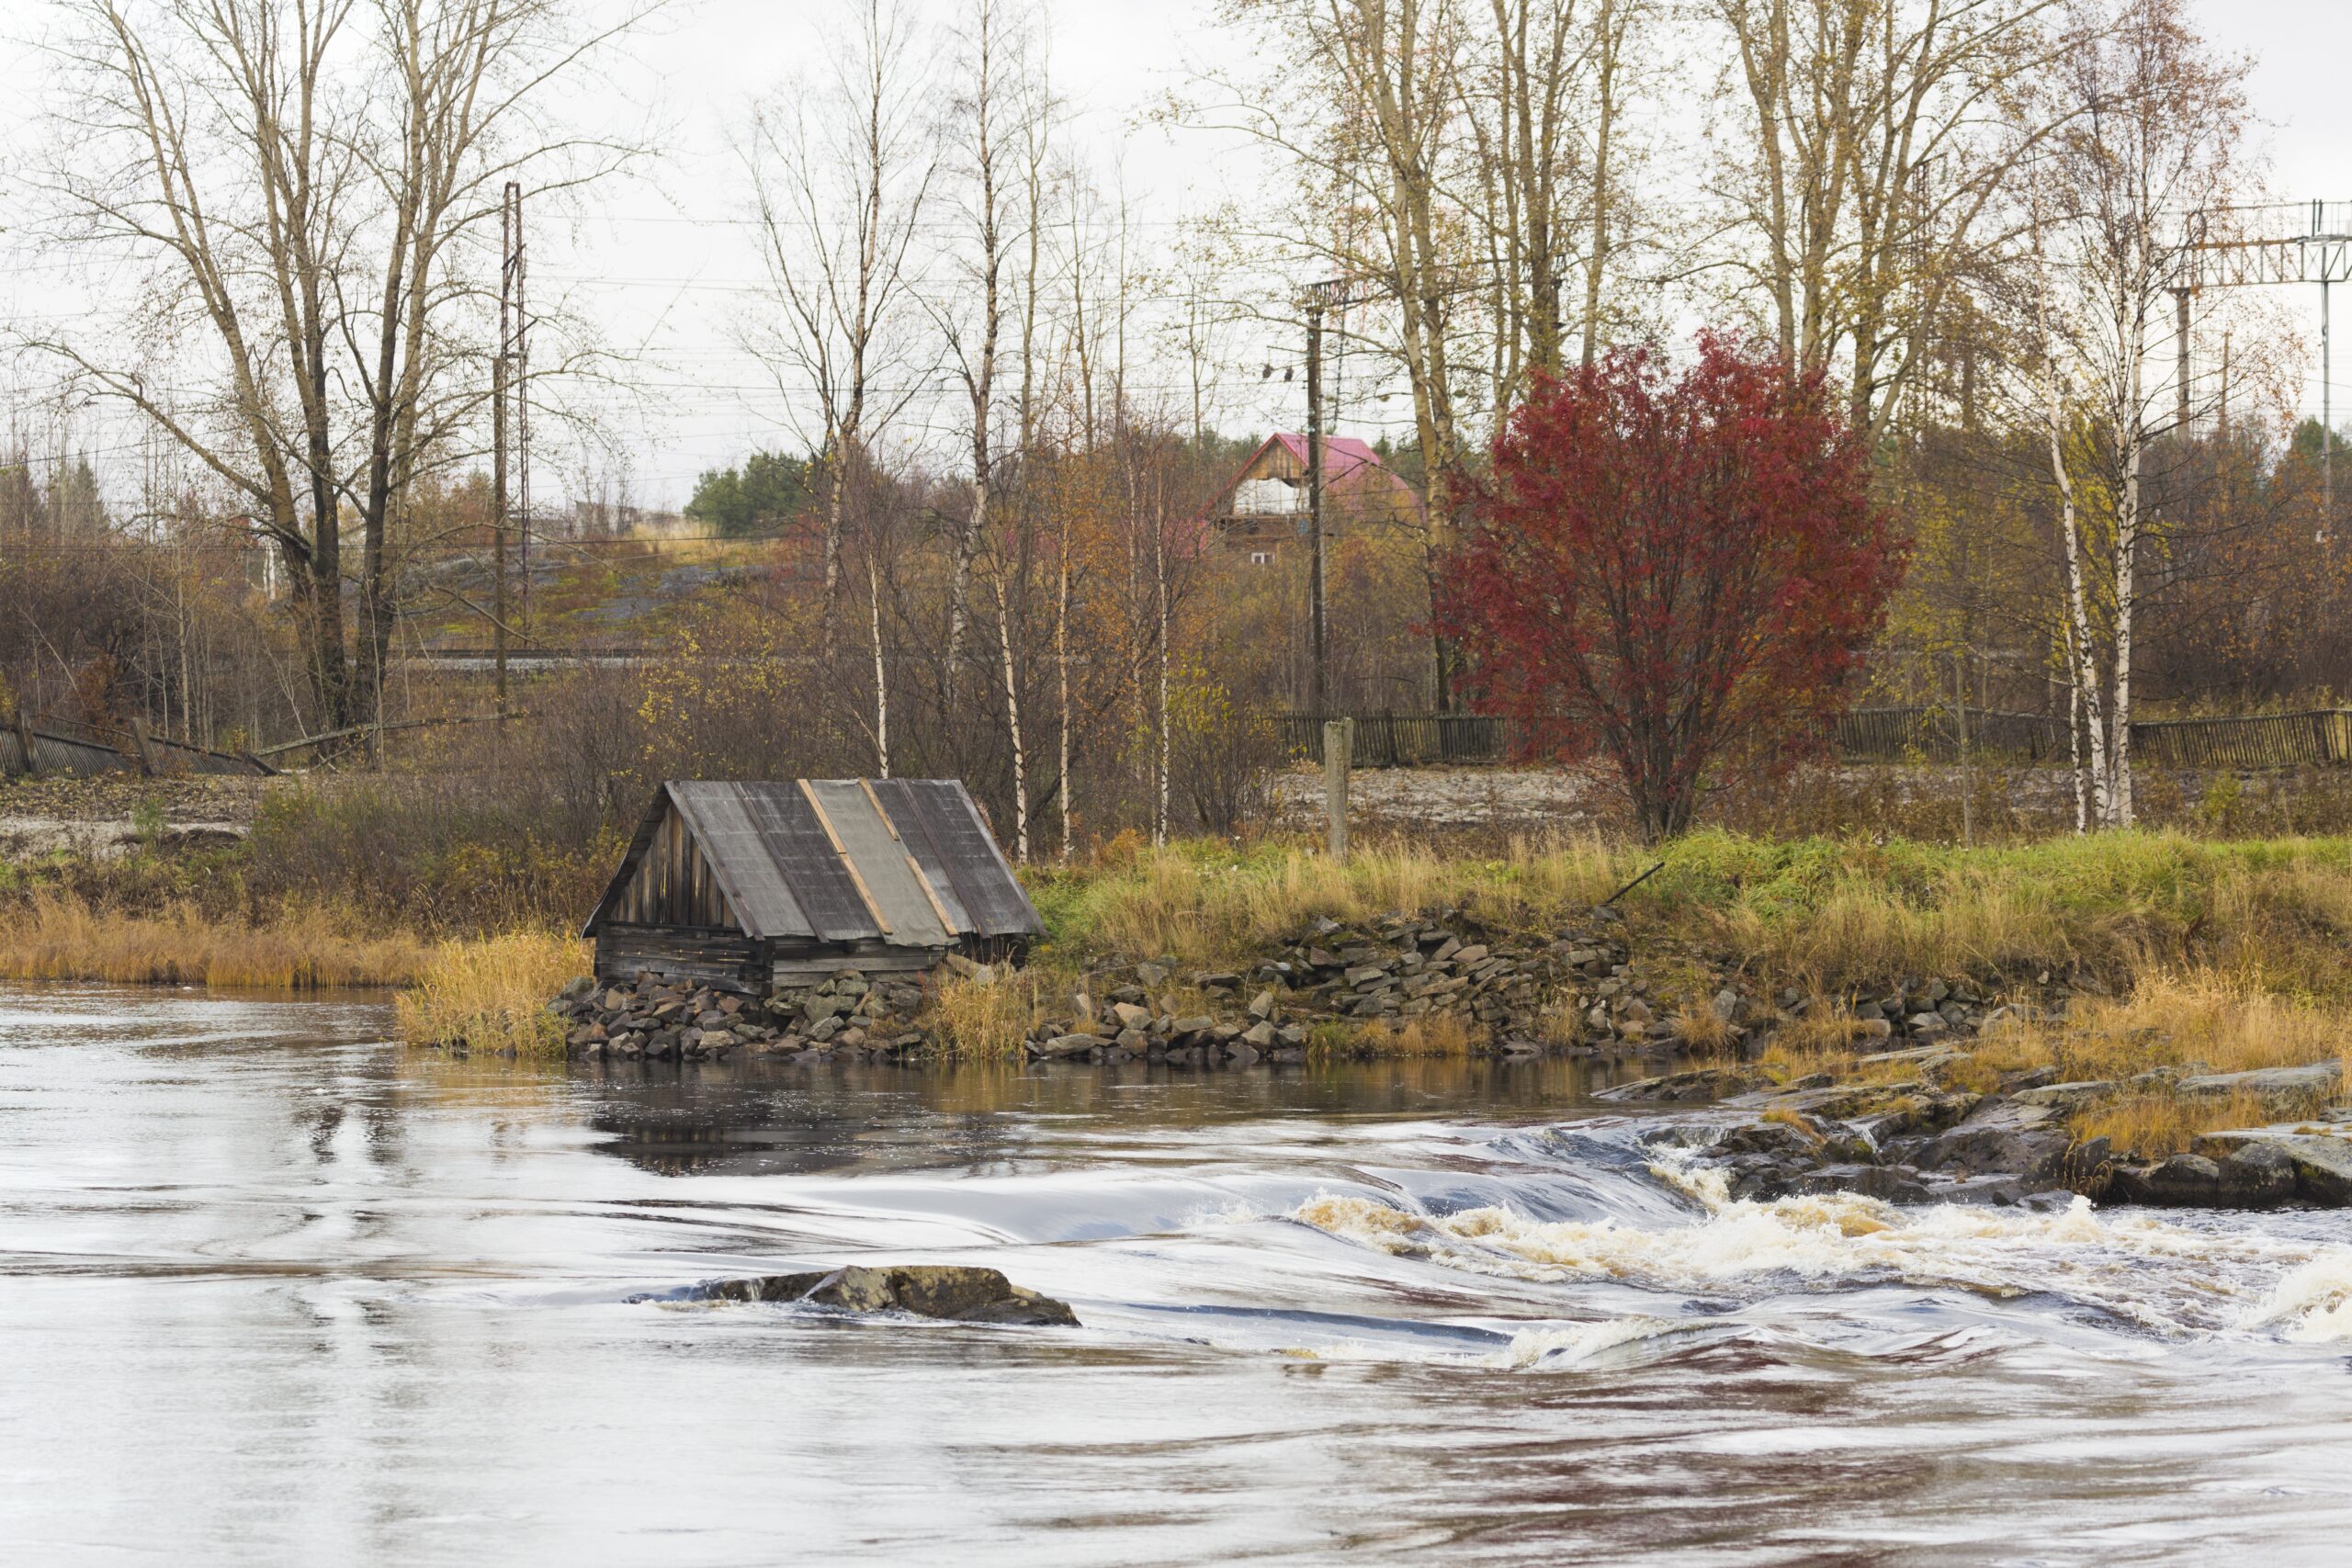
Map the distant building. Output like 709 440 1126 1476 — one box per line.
571 500 689 539
1200 433 1424 563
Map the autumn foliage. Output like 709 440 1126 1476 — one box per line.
1438 336 1904 840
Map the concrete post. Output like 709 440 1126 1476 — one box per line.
1323 717 1351 863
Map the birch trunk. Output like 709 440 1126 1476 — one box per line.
993 570 1029 861
867 549 888 777
2109 315 2145 828
1154 490 1170 848
2035 249 2112 827
1057 518 1072 863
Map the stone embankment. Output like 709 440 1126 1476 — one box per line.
1612 1053 2352 1212
554 906 1695 1066
553 970 930 1062
553 905 2052 1068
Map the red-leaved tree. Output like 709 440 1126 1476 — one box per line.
1437 335 1904 840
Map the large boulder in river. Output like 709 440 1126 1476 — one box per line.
1909 1100 2069 1183
650 1265 1079 1325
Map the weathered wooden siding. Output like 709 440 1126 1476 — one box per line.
606 807 741 929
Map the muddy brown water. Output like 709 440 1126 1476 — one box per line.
6 985 2352 1565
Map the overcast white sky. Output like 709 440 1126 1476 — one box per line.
5 0 2351 512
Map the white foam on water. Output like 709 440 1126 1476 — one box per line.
2245 1255 2352 1342
1295 1148 2352 1340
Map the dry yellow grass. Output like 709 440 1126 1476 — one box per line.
1066 835 1626 968
1755 965 2352 1161
1532 992 1586 1049
1713 883 2085 990
394 931 589 1057
1324 1011 1483 1057
0 891 430 988
1669 998 1736 1055
2074 1088 2278 1160
1986 970 2352 1083
922 970 1042 1063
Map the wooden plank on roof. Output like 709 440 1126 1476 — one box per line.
798 780 893 936
809 779 950 948
860 778 962 935
732 782 876 942
880 779 1043 937
868 778 974 934
661 784 773 935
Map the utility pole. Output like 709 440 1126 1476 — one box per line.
2174 288 2191 434
494 181 529 727
492 348 509 723
1305 298 1328 715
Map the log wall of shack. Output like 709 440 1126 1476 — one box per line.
595 924 950 994
595 924 763 992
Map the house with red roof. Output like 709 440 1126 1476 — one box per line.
1199 433 1424 562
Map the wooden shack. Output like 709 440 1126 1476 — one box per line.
581 779 1043 994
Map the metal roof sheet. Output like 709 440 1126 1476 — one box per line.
583 778 1042 944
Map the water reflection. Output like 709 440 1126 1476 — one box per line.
554 1052 1668 1176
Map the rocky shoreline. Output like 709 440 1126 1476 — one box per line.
1609 1053 2352 1212
552 903 1867 1067
542 904 2352 1213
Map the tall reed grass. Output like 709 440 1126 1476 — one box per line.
394 931 590 1057
0 891 430 988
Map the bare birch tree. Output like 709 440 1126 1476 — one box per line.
740 0 937 611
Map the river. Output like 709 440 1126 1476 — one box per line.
5 986 2351 1565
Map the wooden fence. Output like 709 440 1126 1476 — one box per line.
1274 712 1513 767
1835 706 2070 762
1281 706 2352 773
1838 705 2352 770
0 713 272 781
2131 710 2352 769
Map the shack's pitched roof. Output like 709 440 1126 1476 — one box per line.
582 779 1042 944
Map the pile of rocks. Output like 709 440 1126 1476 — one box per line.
1789 975 2015 1044
555 969 928 1062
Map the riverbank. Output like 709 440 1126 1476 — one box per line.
11 820 2352 1206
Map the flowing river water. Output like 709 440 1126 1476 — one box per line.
7 987 2352 1565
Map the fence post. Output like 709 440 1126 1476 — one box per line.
1323 717 1351 863
128 717 160 777
11 704 37 779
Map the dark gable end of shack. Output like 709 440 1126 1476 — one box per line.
581 779 1043 994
